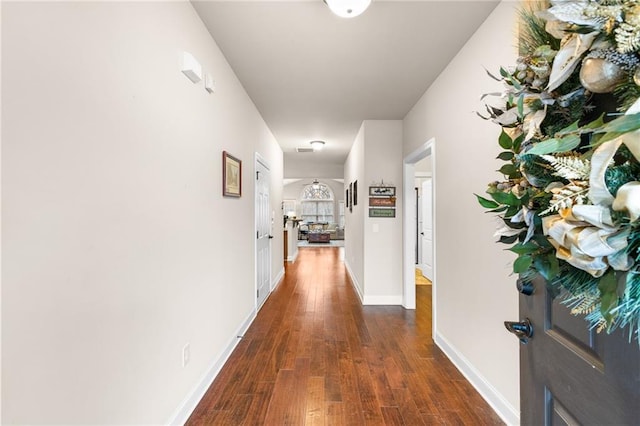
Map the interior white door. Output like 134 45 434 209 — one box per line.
420 178 433 280
255 158 270 309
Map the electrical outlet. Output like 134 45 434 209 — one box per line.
182 343 190 367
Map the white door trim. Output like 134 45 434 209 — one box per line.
402 139 435 329
254 152 271 311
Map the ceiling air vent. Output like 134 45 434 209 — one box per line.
296 147 314 153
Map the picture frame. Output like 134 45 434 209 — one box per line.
222 151 242 197
369 186 395 197
353 180 358 206
349 182 353 213
345 188 350 208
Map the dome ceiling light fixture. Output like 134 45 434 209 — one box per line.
310 140 325 151
324 0 371 19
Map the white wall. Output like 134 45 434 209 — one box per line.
344 125 366 298
363 121 403 303
344 121 403 304
2 2 283 424
284 154 344 179
403 2 520 423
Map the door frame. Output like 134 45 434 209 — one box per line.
254 152 271 310
402 139 435 319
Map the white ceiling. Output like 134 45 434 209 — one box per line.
192 0 499 176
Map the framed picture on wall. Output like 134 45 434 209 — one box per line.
353 180 358 206
222 151 242 197
346 188 350 208
349 182 353 212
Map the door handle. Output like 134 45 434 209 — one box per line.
420 232 425 235
516 278 534 296
268 235 274 239
504 318 533 344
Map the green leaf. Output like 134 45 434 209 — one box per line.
526 135 581 155
598 270 619 324
509 76 522 91
499 67 510 78
487 206 509 213
554 120 580 136
475 194 500 209
498 131 513 150
594 113 640 134
485 68 502 81
497 151 515 161
513 255 533 273
509 242 539 255
506 205 520 218
499 164 518 176
517 95 524 119
533 252 560 281
490 191 520 206
500 235 520 244
513 133 524 153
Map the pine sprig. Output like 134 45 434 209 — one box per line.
540 154 591 180
541 181 589 214
614 75 640 113
615 22 640 53
519 5 561 54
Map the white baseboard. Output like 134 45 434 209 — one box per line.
286 250 298 263
344 261 401 306
434 332 520 426
167 309 257 425
272 267 285 291
344 261 364 303
362 295 403 305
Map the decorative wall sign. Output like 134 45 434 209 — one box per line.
368 185 396 218
369 208 395 218
222 151 242 197
369 197 396 207
369 186 395 197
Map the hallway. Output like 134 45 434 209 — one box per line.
187 248 503 425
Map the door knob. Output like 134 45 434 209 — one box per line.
268 235 274 239
504 318 533 344
516 278 534 296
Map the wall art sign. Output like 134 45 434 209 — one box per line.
369 208 395 218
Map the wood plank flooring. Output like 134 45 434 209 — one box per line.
187 247 504 425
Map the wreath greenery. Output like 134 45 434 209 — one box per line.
477 0 640 341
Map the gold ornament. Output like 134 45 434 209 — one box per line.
579 58 625 93
634 67 640 86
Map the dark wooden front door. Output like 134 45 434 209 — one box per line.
514 275 639 425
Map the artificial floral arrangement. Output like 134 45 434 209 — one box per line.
477 0 640 341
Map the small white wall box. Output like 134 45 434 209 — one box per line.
205 74 215 93
181 52 202 83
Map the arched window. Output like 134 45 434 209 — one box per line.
301 182 334 223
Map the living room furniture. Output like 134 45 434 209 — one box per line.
308 232 331 243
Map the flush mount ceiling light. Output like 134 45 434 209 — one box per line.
310 140 325 151
324 0 371 18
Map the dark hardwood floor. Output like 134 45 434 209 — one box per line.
187 247 504 425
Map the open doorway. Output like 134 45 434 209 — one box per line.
415 169 432 286
402 139 435 329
